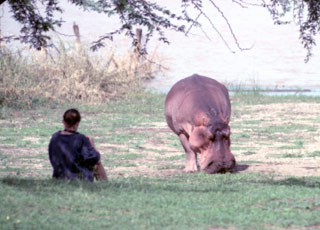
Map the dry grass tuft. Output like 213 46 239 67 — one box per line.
0 42 164 108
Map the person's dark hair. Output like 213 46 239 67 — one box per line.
63 109 81 127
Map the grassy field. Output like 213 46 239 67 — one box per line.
1 92 320 229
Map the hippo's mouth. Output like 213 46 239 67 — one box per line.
203 161 236 174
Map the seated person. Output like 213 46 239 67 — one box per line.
48 108 108 182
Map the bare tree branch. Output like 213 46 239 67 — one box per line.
232 0 263 7
185 12 202 36
195 6 236 53
231 0 248 8
199 23 213 41
207 0 252 51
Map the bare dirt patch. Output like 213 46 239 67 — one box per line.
230 102 320 177
103 102 320 178
1 101 320 179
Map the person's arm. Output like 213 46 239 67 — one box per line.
87 136 108 181
80 136 100 167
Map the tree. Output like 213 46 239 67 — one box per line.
1 0 194 53
1 0 63 49
263 0 320 62
1 0 320 61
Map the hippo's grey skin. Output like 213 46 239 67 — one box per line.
165 74 236 173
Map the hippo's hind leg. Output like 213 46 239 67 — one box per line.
179 134 198 173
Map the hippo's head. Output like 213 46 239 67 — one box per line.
189 122 236 174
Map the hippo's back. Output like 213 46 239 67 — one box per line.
165 74 231 134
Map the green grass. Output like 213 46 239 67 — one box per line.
161 154 185 161
1 174 320 230
278 141 305 150
279 151 320 158
1 92 320 229
231 93 320 105
276 153 304 158
242 151 257 155
307 151 320 157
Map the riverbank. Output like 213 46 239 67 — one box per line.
148 75 320 96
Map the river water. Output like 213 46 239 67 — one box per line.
2 1 320 94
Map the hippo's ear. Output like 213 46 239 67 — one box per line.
211 121 230 138
220 125 230 137
189 126 213 149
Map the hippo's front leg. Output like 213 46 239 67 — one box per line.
179 134 198 173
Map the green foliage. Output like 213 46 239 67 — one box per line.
3 0 320 61
90 0 192 51
4 0 63 48
265 0 320 62
2 0 194 51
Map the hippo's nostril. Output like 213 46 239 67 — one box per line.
206 161 214 168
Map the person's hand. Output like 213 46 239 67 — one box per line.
94 160 108 182
87 136 97 149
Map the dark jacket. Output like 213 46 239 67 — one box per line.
48 131 100 181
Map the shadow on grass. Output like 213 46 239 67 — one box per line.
0 176 239 194
0 177 104 193
266 177 320 188
233 164 250 173
2 173 320 196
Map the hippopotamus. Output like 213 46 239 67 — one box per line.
165 74 236 173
